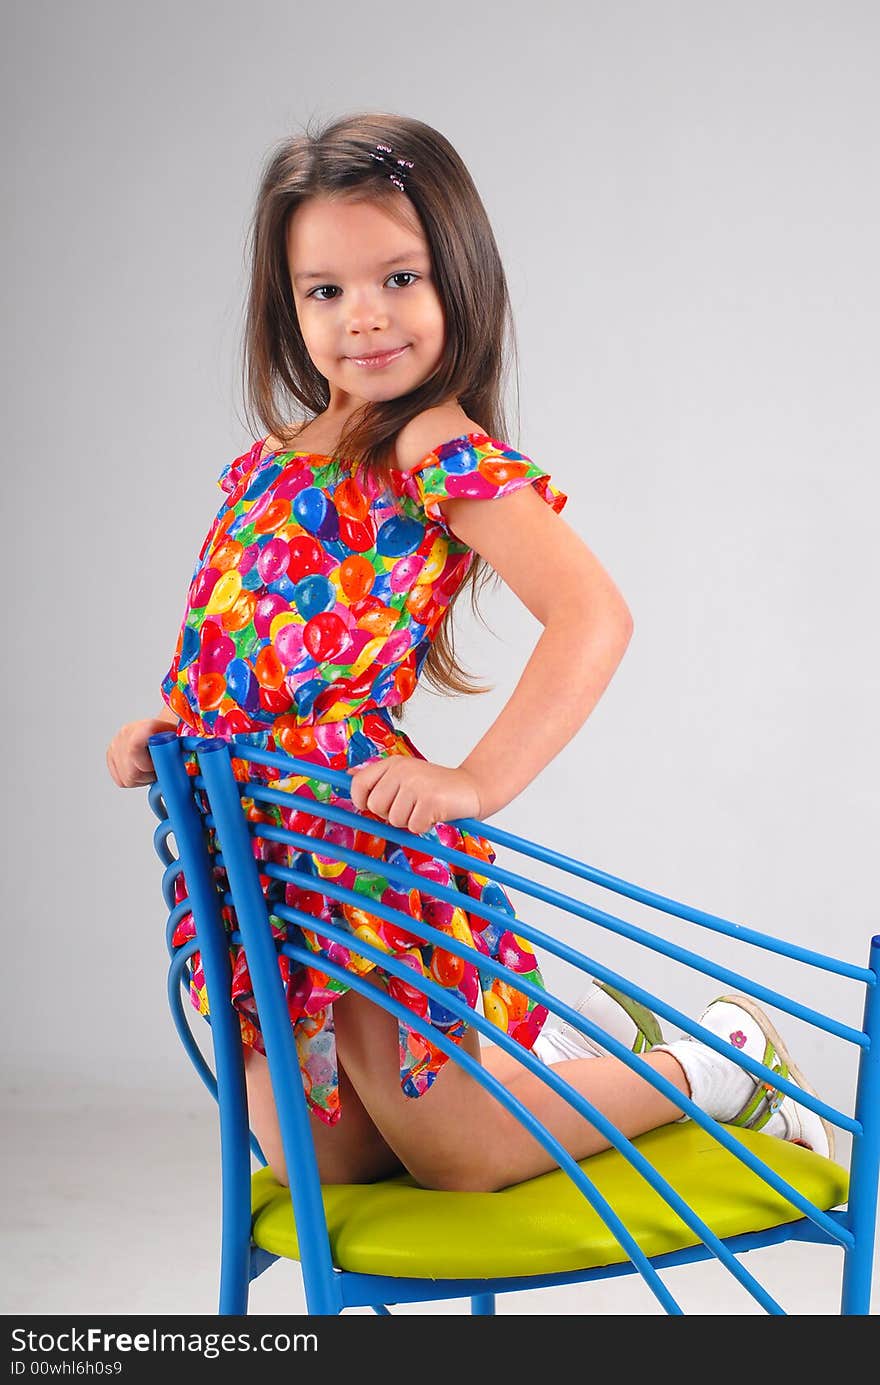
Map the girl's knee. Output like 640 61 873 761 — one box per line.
242 1030 404 1186
415 1161 502 1193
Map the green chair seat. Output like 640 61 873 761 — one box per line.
251 1121 849 1280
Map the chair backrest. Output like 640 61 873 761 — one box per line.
147 730 879 1316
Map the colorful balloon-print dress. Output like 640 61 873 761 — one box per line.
161 431 569 1125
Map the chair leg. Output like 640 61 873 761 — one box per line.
219 1273 249 1315
471 1293 496 1315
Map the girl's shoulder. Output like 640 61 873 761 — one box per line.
257 407 496 475
392 405 488 474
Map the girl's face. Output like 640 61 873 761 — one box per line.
286 195 446 416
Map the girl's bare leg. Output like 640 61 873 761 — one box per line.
243 1031 574 1185
243 1041 405 1186
243 1032 542 1187
479 1039 544 1087
333 974 691 1192
242 1030 537 1191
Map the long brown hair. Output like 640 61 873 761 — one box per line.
240 110 522 723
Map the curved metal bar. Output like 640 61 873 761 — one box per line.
168 944 219 1103
153 817 177 868
252 806 868 1061
231 786 871 1050
214 742 872 984
148 779 168 820
165 896 194 956
159 857 185 913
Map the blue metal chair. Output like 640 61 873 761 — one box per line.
147 730 879 1316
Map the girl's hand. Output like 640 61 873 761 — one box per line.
106 718 175 788
348 756 484 836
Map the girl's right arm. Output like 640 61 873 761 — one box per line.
106 706 179 788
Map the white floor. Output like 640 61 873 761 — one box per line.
3 1075 875 1317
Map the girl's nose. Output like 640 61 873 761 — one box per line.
345 294 391 334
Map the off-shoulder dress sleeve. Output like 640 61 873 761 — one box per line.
395 432 568 536
185 439 267 574
217 438 265 496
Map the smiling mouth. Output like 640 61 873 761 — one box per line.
347 345 410 368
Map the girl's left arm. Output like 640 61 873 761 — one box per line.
449 480 633 819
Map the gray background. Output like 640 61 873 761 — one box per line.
4 0 877 1315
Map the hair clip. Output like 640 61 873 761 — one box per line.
370 141 415 193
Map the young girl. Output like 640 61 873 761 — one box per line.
107 111 833 1193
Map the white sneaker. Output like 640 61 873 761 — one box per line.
655 993 835 1160
532 979 665 1064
